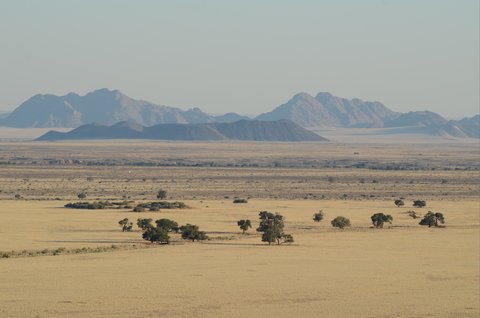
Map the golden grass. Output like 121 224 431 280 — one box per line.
0 199 478 317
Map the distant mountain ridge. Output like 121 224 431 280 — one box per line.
2 88 478 139
36 119 327 142
0 88 246 128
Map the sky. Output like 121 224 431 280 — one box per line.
0 0 478 118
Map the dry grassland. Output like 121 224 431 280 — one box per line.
0 140 478 317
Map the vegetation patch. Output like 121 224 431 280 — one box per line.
65 200 134 209
132 201 188 212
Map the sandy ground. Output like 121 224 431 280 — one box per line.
1 199 478 317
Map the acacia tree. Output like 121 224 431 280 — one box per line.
137 218 153 230
157 189 167 200
142 227 170 244
331 216 351 229
256 211 293 245
370 213 393 228
179 224 208 242
313 210 325 222
155 219 179 233
237 219 252 234
419 211 445 227
118 218 133 232
394 199 404 207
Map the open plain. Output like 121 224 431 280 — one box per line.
0 140 479 317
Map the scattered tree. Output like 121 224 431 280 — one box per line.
237 219 252 234
413 200 426 208
179 224 208 242
77 192 87 199
331 216 351 229
256 211 293 245
394 199 405 207
155 219 179 233
118 218 133 232
419 211 445 227
157 189 167 200
142 227 170 244
370 213 393 228
136 218 153 230
313 210 325 222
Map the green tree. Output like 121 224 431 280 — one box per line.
237 219 252 234
394 199 404 207
142 227 170 244
155 219 179 232
256 211 289 245
419 211 445 227
313 210 325 222
137 218 153 230
179 224 208 242
157 189 167 200
413 200 426 208
331 216 351 229
370 213 393 228
118 218 133 232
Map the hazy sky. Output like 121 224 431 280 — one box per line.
0 0 478 118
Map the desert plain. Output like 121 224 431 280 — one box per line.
0 139 479 317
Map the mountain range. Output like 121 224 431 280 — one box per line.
1 88 478 138
36 119 326 142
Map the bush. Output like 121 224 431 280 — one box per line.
413 200 426 208
132 201 187 212
394 199 404 207
179 224 208 242
313 210 325 222
14 194 21 199
282 234 294 244
331 216 351 229
370 213 393 228
77 192 87 199
233 198 248 204
65 201 132 210
419 211 445 227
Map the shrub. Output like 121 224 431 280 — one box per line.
282 234 294 244
179 224 208 242
77 192 87 199
370 213 393 228
419 211 445 227
413 200 426 208
237 219 252 234
313 210 325 222
331 216 351 229
14 194 21 199
132 201 187 212
394 199 404 207
233 198 248 204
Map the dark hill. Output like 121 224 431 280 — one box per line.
36 119 327 142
